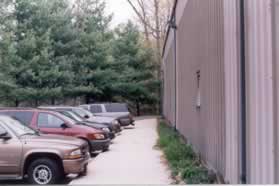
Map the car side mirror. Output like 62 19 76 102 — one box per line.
61 123 69 129
0 131 11 140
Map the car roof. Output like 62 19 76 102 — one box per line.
0 108 59 114
0 107 36 111
39 106 77 109
84 103 127 106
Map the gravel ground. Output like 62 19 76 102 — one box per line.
71 118 172 185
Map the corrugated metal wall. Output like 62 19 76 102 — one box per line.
223 0 240 183
175 0 226 177
273 0 279 183
163 0 279 184
245 0 275 184
163 38 176 126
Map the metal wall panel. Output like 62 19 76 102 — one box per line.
273 0 279 183
175 0 226 177
223 0 240 183
163 37 176 126
245 0 275 184
162 0 279 184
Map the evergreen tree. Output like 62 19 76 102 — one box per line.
111 22 159 115
71 0 113 103
0 0 74 106
0 0 159 113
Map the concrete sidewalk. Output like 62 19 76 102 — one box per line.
71 118 172 184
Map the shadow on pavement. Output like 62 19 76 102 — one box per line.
0 177 73 185
123 126 136 130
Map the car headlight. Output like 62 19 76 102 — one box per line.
112 120 118 125
102 127 110 132
65 149 82 159
94 133 105 140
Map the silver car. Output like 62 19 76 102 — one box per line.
79 103 135 127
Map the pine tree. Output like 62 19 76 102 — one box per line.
0 0 159 113
111 22 159 115
0 0 75 106
70 0 113 103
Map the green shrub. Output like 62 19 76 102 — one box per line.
158 121 214 184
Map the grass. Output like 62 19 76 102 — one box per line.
158 121 215 184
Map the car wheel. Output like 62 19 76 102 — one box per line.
27 158 62 185
102 146 109 152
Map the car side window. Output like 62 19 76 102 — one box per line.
105 104 129 112
37 113 64 128
80 105 88 110
90 105 103 113
13 111 34 126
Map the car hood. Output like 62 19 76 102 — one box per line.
73 124 102 133
75 121 107 129
22 134 86 147
82 122 107 128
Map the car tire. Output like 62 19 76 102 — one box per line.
102 146 109 152
27 158 62 185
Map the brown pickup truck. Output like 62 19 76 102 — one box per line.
0 115 90 185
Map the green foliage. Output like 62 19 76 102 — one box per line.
111 22 159 114
158 121 214 184
0 0 159 110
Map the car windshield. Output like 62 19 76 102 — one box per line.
53 112 76 124
68 111 84 122
73 108 94 118
5 117 38 137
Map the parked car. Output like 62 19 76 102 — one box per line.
0 109 111 153
80 103 135 127
52 109 116 139
39 106 122 133
0 115 89 185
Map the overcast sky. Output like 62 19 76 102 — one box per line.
105 0 135 28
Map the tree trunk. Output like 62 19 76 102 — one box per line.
154 0 162 115
154 0 161 78
74 97 77 105
15 99 19 107
136 101 141 116
85 95 90 104
127 0 151 46
51 98 55 105
35 99 39 107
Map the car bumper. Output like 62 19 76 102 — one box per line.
89 139 111 152
119 118 134 126
63 153 90 174
104 131 115 139
111 124 122 133
108 132 115 139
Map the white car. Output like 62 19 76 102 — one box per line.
79 103 135 127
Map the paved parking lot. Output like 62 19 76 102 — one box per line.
71 118 172 185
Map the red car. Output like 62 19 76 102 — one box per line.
0 108 111 153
